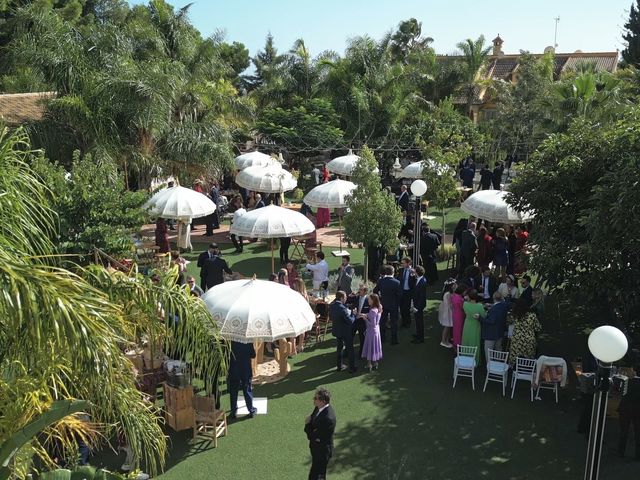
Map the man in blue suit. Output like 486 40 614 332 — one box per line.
374 265 402 345
228 341 257 419
347 285 370 358
411 265 427 344
478 291 510 362
330 291 357 373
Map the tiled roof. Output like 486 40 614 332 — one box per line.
0 92 56 125
489 58 518 79
562 55 618 73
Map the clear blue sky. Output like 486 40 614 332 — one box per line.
131 0 630 57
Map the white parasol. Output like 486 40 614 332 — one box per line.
399 160 449 179
230 204 315 271
235 151 275 170
460 190 534 224
235 164 297 193
326 149 379 176
145 186 216 220
303 179 356 255
202 278 316 343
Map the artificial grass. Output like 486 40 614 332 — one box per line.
95 252 636 479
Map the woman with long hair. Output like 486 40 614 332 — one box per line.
507 298 542 367
285 262 299 289
476 226 494 270
277 268 289 287
437 280 456 348
361 293 383 371
451 284 466 348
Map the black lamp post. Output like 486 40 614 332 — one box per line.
584 326 628 480
410 180 427 267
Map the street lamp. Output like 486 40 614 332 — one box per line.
410 179 427 267
584 325 628 480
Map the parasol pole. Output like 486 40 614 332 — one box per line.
271 238 275 273
338 210 343 253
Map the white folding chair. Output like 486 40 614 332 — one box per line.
536 381 559 403
483 349 510 395
511 357 537 401
453 345 478 390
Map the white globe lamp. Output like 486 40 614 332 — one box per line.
410 179 427 197
587 326 628 363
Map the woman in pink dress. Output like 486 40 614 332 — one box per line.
315 166 332 227
450 284 466 348
361 293 383 371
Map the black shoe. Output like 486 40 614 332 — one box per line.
411 339 424 344
248 408 257 418
229 413 237 419
348 367 358 374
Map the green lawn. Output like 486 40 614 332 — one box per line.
96 251 636 480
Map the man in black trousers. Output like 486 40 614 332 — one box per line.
198 243 232 291
330 291 356 373
374 264 402 345
304 387 336 480
412 265 427 344
397 257 416 328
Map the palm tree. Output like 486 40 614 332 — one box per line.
0 128 228 477
456 35 491 118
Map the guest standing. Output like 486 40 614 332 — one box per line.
461 289 484 364
306 251 329 292
155 218 170 253
330 291 356 373
374 265 401 345
347 285 370 358
477 291 510 362
397 257 416 328
361 293 383 371
336 255 354 295
476 226 493 270
411 265 427 344
507 298 542 367
228 341 257 419
492 228 509 280
279 236 291 264
438 280 456 348
230 196 246 253
304 388 336 480
451 284 466 348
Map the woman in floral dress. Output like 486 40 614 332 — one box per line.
507 298 542 367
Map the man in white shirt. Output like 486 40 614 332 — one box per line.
230 196 246 253
306 251 329 291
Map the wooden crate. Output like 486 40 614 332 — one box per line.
164 383 194 410
165 407 195 431
163 383 195 431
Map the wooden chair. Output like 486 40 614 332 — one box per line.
192 395 227 447
309 301 331 345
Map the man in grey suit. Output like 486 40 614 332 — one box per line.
335 255 354 295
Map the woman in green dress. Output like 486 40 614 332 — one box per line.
507 298 542 367
462 289 484 364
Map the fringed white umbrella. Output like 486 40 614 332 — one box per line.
235 164 297 193
326 149 379 176
235 151 275 170
230 204 315 271
461 190 534 224
202 278 316 343
145 186 216 220
303 179 355 255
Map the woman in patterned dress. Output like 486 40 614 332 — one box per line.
507 298 542 367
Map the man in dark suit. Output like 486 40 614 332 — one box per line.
336 255 354 294
396 184 409 213
460 164 475 188
397 257 416 328
197 243 218 290
347 285 370 358
479 164 493 190
420 224 441 284
200 245 233 291
330 291 356 373
520 275 533 307
304 387 336 480
460 222 478 271
492 162 504 190
205 182 220 235
228 341 257 419
374 265 401 345
254 193 266 209
411 266 427 344
478 267 498 304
